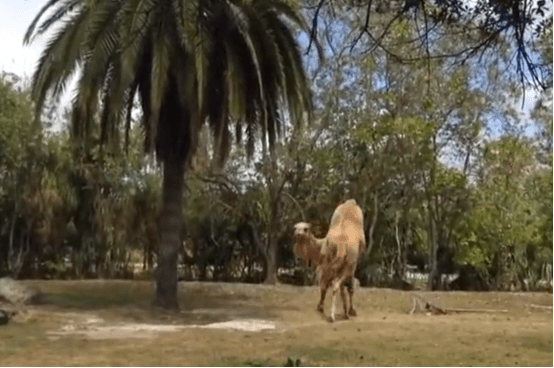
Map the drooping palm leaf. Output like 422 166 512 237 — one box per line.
24 0 77 44
25 0 319 164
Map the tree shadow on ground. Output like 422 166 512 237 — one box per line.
29 280 278 325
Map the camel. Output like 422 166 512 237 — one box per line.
293 199 366 322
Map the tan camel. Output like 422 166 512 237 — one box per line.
293 199 366 322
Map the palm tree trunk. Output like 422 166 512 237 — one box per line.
264 236 278 284
153 157 185 309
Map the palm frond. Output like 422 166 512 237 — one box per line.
24 0 68 45
33 0 83 43
265 13 313 125
220 10 261 153
25 0 314 168
171 50 200 164
31 7 91 118
252 0 307 33
99 65 117 148
82 0 120 55
235 120 242 144
203 2 229 159
245 105 258 158
171 0 199 52
147 21 172 152
244 10 285 145
124 80 139 153
119 0 156 89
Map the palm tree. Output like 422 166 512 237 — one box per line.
25 0 318 308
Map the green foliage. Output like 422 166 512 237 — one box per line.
24 0 318 165
454 136 552 289
0 73 162 278
0 73 51 277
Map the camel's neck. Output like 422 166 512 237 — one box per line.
305 234 325 248
296 235 325 265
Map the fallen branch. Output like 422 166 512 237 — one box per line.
530 304 553 310
409 295 508 315
444 308 508 314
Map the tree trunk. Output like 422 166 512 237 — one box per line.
264 156 280 285
153 157 185 309
264 200 279 285
264 236 278 284
426 214 438 291
394 213 408 280
366 194 379 256
7 210 17 276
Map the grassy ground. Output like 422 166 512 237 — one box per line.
0 280 552 366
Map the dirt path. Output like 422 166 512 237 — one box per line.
0 280 552 366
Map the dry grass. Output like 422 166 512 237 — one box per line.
0 280 551 366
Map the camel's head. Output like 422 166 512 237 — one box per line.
293 222 320 263
293 222 311 237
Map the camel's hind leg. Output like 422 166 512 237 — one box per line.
346 277 357 316
338 264 357 317
340 282 349 319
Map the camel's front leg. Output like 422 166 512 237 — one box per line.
317 284 326 314
329 275 348 322
317 270 332 314
329 281 337 322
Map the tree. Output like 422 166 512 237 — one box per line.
456 136 549 290
25 0 317 308
305 0 552 90
0 72 49 278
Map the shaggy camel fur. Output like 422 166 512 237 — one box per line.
294 199 366 322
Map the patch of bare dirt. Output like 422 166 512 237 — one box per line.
45 309 279 340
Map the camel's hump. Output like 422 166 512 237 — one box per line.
342 199 358 206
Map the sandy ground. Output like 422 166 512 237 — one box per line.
45 314 279 340
0 280 552 366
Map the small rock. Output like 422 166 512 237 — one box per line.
0 277 42 305
0 309 9 325
284 357 302 367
